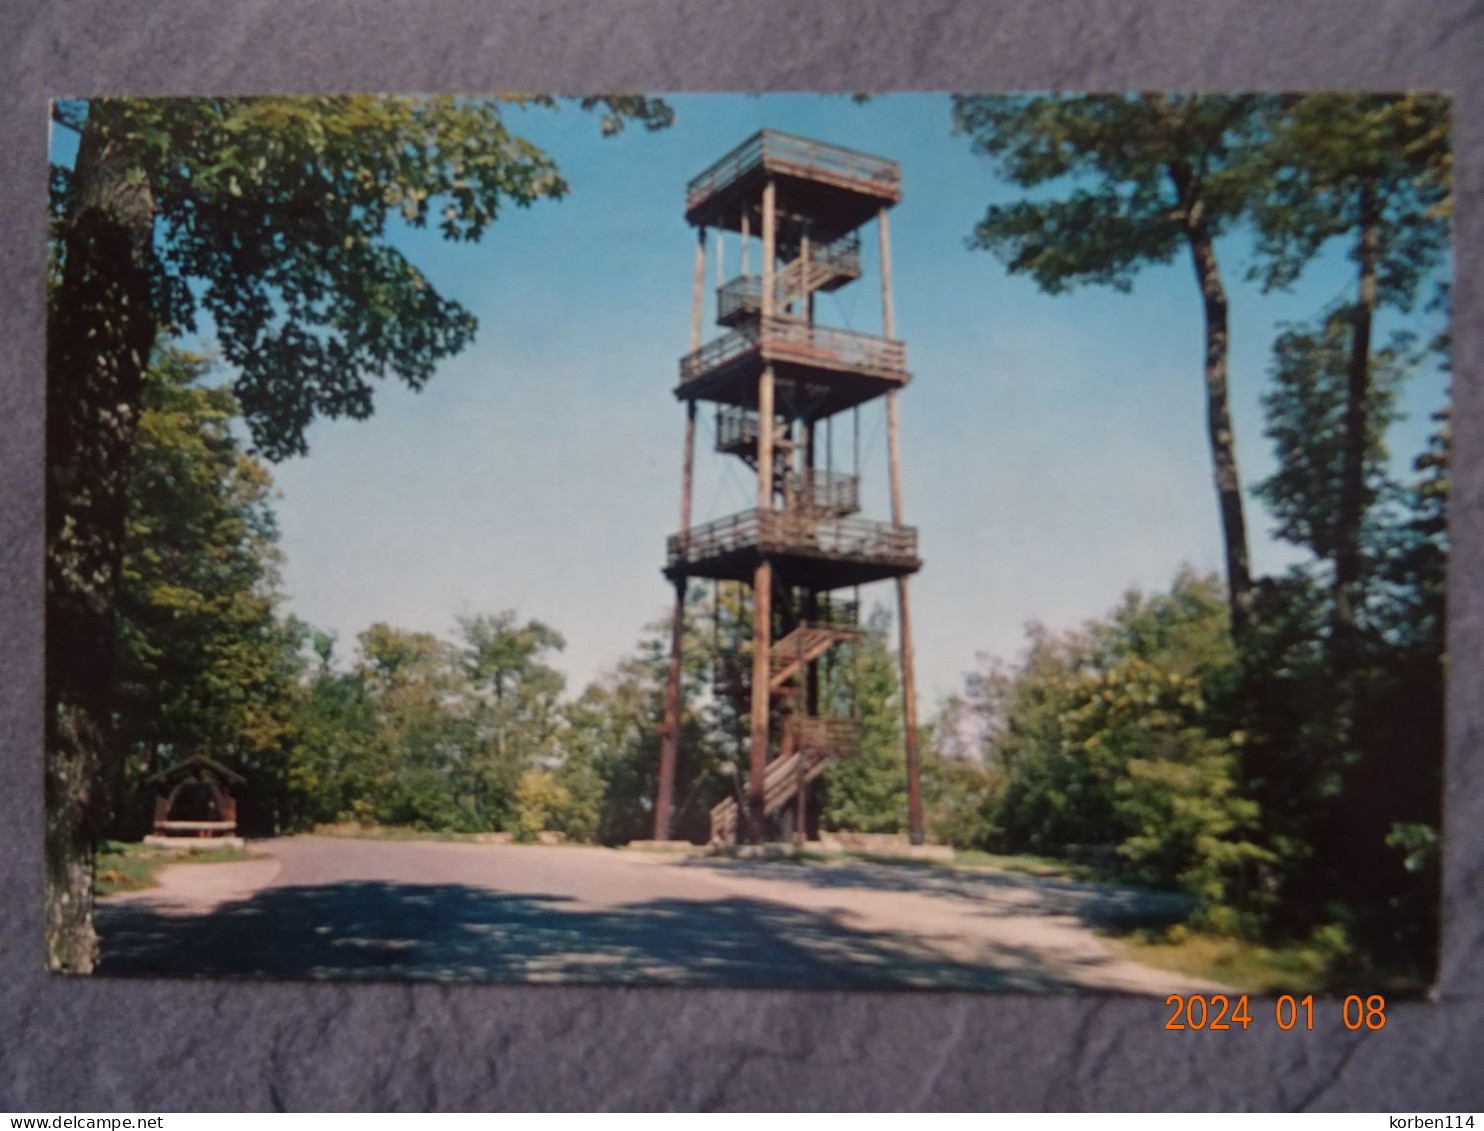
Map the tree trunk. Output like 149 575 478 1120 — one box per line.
46 104 158 971
1168 162 1254 639
1333 180 1380 669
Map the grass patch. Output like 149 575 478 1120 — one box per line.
944 849 1102 881
94 840 256 896
759 845 1106 882
1103 923 1430 996
1103 926 1329 993
308 822 598 848
311 822 476 842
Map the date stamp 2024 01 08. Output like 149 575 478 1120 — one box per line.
1164 994 1390 1031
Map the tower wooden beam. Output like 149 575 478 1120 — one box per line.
880 205 925 846
747 180 778 842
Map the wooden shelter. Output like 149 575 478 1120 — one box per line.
655 129 925 846
147 754 245 838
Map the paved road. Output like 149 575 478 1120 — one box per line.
97 836 1229 993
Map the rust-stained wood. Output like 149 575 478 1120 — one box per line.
679 133 921 848
748 559 772 843
879 207 895 339
880 205 924 845
708 732 857 844
654 580 686 841
777 709 800 848
761 177 777 322
691 227 706 352
668 507 916 569
896 574 924 844
654 400 698 840
680 315 908 385
748 340 776 843
798 229 811 318
685 129 902 234
680 400 697 532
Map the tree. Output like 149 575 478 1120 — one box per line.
951 570 1265 907
1245 93 1450 673
45 94 671 969
819 607 909 835
458 612 568 827
1245 323 1449 965
286 636 379 829
555 587 743 846
1254 317 1406 581
110 347 305 838
951 94 1267 636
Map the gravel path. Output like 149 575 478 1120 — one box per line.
97 836 1230 994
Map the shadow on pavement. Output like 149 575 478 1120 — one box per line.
95 880 1125 991
673 855 1194 928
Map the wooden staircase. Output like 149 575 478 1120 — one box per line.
712 619 859 701
779 256 842 308
769 623 849 690
708 718 860 844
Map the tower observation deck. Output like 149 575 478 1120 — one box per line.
653 129 925 847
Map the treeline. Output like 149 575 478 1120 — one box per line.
103 355 912 847
102 91 1450 985
928 91 1451 981
113 318 1446 981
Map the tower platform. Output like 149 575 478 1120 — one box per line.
677 314 909 420
686 129 901 236
665 507 920 590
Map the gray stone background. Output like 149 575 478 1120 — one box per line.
2 0 1480 1110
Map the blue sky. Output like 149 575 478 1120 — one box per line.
52 93 1452 711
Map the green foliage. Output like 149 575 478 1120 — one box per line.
561 586 732 845
951 93 1267 636
951 94 1267 293
922 752 1000 851
1255 315 1407 564
938 570 1267 906
286 645 379 828
111 347 305 836
1247 94 1450 305
285 612 572 835
51 95 673 460
1238 384 1448 965
512 769 592 843
820 607 908 834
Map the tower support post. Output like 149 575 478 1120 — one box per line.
655 398 698 840
880 205 925 845
749 373 775 842
654 578 686 841
744 179 779 844
691 226 706 351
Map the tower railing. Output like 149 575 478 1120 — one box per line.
785 469 860 517
715 405 759 453
813 598 861 631
716 275 763 327
716 232 863 327
778 230 862 294
680 315 907 386
667 508 918 571
686 129 901 214
793 716 861 755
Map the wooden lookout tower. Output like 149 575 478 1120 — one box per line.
654 129 925 845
